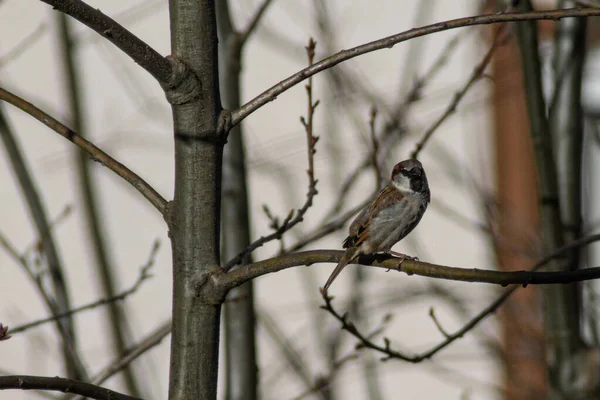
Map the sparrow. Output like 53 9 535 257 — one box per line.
323 159 430 291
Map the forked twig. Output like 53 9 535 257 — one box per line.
319 287 506 362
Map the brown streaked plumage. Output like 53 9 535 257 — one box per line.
323 159 430 291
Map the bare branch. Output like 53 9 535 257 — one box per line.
0 375 142 400
230 7 600 128
37 0 172 83
0 87 168 215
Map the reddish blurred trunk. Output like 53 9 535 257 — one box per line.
491 24 551 399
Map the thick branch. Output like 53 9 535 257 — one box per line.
0 375 142 400
37 0 172 83
0 87 168 215
230 7 600 127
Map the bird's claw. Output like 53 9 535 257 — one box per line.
388 252 418 268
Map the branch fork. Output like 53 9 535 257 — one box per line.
161 55 203 106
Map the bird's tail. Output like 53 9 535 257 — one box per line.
323 247 361 291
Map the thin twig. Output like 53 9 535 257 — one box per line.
410 26 507 159
262 205 287 253
368 107 383 188
429 307 451 338
224 38 320 270
0 87 168 215
230 7 600 127
10 241 160 335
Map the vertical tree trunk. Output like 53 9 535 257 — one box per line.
167 1 223 399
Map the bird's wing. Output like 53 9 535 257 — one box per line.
343 184 405 248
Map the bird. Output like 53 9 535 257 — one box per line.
322 159 430 291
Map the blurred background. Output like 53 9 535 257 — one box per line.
2 0 600 399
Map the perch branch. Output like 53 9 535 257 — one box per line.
218 233 600 290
